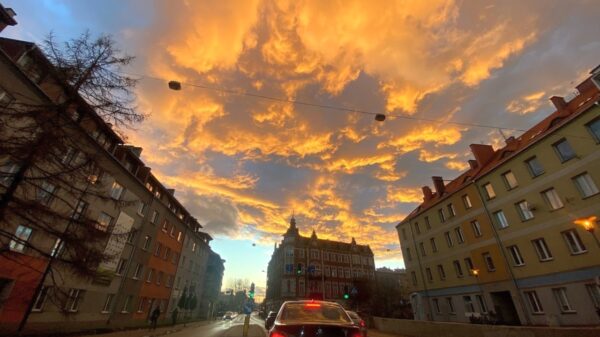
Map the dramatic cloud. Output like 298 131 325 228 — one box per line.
109 0 600 266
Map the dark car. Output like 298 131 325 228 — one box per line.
267 300 362 337
346 310 367 337
265 311 277 329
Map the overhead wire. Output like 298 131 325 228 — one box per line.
124 72 599 142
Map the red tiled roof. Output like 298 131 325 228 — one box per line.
400 75 600 225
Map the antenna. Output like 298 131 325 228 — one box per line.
498 128 508 141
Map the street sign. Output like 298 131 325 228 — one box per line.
243 299 254 314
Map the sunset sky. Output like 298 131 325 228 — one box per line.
3 0 599 295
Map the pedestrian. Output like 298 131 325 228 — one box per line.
150 306 161 330
172 307 179 326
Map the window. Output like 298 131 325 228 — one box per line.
502 171 519 190
525 291 544 313
177 231 183 242
32 286 50 311
65 289 84 312
525 156 545 177
437 264 446 280
553 139 576 162
116 258 127 275
447 203 456 217
453 260 464 278
170 226 176 237
137 201 147 216
156 271 163 285
464 257 474 274
572 173 599 198
50 238 63 257
133 263 143 279
471 220 482 237
426 268 433 282
482 253 495 271
414 222 421 235
476 295 488 313
405 248 412 261
166 275 173 288
424 216 431 229
433 299 441 313
102 294 114 313
508 245 525 266
438 209 446 223
110 181 124 200
71 200 88 220
164 247 171 260
562 229 587 254
0 162 19 186
143 235 152 250
137 297 146 312
483 183 496 200
493 210 509 229
96 212 113 232
162 220 169 233
9 225 32 253
126 229 137 244
411 272 417 286
532 238 553 261
515 200 534 221
146 268 154 283
154 243 162 256
454 227 465 244
36 181 56 205
462 195 472 209
430 238 438 252
151 211 159 224
401 228 407 240
586 284 600 308
446 297 455 314
444 231 453 247
553 288 575 312
541 188 564 210
463 295 475 313
419 242 426 256
0 85 15 106
121 295 132 313
587 118 600 142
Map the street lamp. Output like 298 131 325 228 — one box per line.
574 216 600 248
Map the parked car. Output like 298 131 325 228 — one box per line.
346 310 368 337
223 311 234 320
265 311 277 329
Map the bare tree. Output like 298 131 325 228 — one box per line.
0 32 142 327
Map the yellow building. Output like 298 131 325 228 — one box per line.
397 66 600 326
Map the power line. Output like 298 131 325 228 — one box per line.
126 72 599 141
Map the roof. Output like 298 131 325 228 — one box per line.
0 4 17 27
399 72 600 225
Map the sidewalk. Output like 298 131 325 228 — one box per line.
76 320 211 337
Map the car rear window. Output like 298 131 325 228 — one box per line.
279 302 352 324
346 311 359 320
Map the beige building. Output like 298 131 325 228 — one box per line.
397 66 600 326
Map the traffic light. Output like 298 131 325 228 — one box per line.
249 282 255 299
297 263 302 275
343 286 349 299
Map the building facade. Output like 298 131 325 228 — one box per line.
265 216 376 312
397 67 600 326
373 268 412 318
0 30 223 334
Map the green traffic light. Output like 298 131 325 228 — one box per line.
249 291 255 299
343 294 349 299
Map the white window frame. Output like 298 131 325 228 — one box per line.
542 188 564 210
525 291 544 314
493 210 509 229
444 231 453 247
9 225 33 253
476 294 488 313
552 138 576 162
101 294 114 313
572 173 599 198
502 170 519 190
65 288 83 312
508 245 525 266
430 238 438 252
525 156 544 177
515 200 534 221
562 229 587 254
446 297 455 314
447 203 456 217
532 238 553 261
462 194 472 209
110 181 124 200
471 220 482 237
32 286 50 312
453 260 464 278
437 264 446 280
553 287 575 313
454 227 465 244
483 183 496 200
483 253 495 271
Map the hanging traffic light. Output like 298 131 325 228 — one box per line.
297 263 302 275
343 286 349 299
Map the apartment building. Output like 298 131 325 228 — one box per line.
0 34 222 333
265 216 376 312
397 67 600 326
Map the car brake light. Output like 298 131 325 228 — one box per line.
349 331 363 337
270 331 286 337
360 320 366 327
304 303 321 308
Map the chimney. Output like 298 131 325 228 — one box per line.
129 146 143 157
469 144 495 167
422 186 433 201
166 188 175 195
468 160 478 170
0 6 17 33
432 176 445 196
550 96 568 111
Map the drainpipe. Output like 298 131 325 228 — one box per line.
474 183 532 325
406 219 435 321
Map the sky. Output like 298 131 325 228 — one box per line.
3 0 600 294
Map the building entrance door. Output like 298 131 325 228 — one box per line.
490 291 520 325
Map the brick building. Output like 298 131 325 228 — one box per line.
265 216 376 312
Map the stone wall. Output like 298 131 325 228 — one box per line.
373 317 600 337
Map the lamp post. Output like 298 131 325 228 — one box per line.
574 216 600 248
